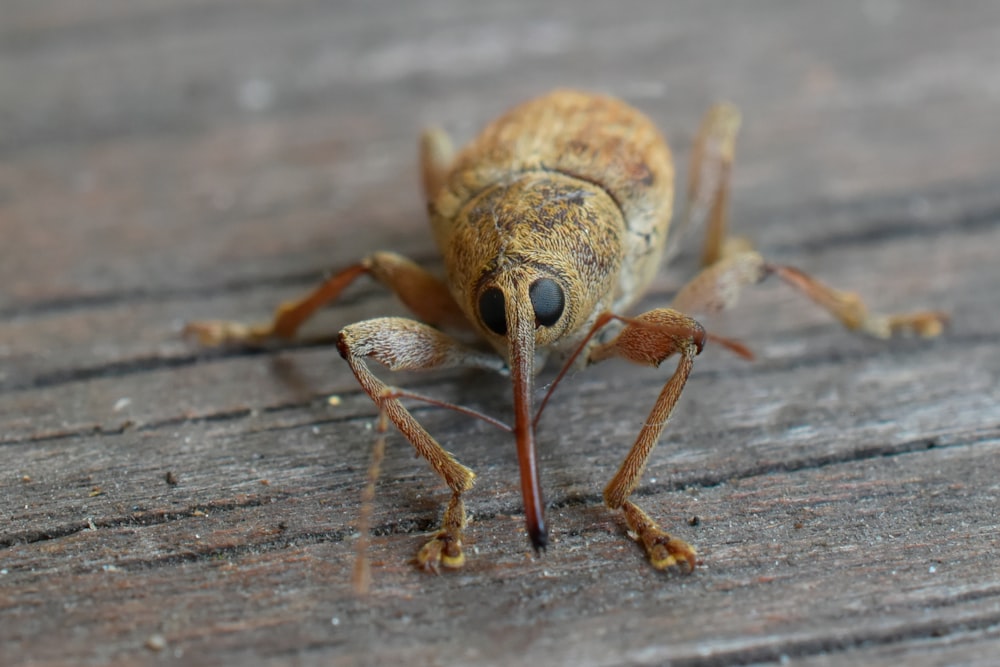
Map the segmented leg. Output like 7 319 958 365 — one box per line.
678 102 946 339
184 251 471 346
420 127 455 201
673 102 748 267
184 241 501 583
415 492 468 572
767 264 947 338
670 250 947 339
186 124 461 347
585 309 706 571
337 317 506 575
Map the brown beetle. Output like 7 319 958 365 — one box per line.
186 90 945 587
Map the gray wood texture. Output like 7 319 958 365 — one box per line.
2 1 999 665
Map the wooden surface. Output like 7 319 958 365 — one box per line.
3 2 1000 665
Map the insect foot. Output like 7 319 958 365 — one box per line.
622 501 697 572
415 493 468 572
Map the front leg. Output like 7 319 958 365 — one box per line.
587 309 705 572
337 317 506 575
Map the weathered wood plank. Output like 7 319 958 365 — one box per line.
2 1 1000 665
4 433 999 664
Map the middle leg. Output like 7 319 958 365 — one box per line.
337 316 507 572
185 251 471 346
586 309 706 571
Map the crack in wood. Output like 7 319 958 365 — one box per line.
782 200 1000 256
3 330 995 446
0 494 291 549
0 270 367 320
660 610 1000 667
7 431 992 559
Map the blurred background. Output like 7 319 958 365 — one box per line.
4 0 999 310
3 4 1000 664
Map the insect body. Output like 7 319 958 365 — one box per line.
186 90 945 583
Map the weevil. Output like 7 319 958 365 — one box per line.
186 90 946 587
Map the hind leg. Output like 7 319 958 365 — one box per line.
680 104 946 339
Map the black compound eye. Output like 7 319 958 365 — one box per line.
478 287 507 336
530 278 565 327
